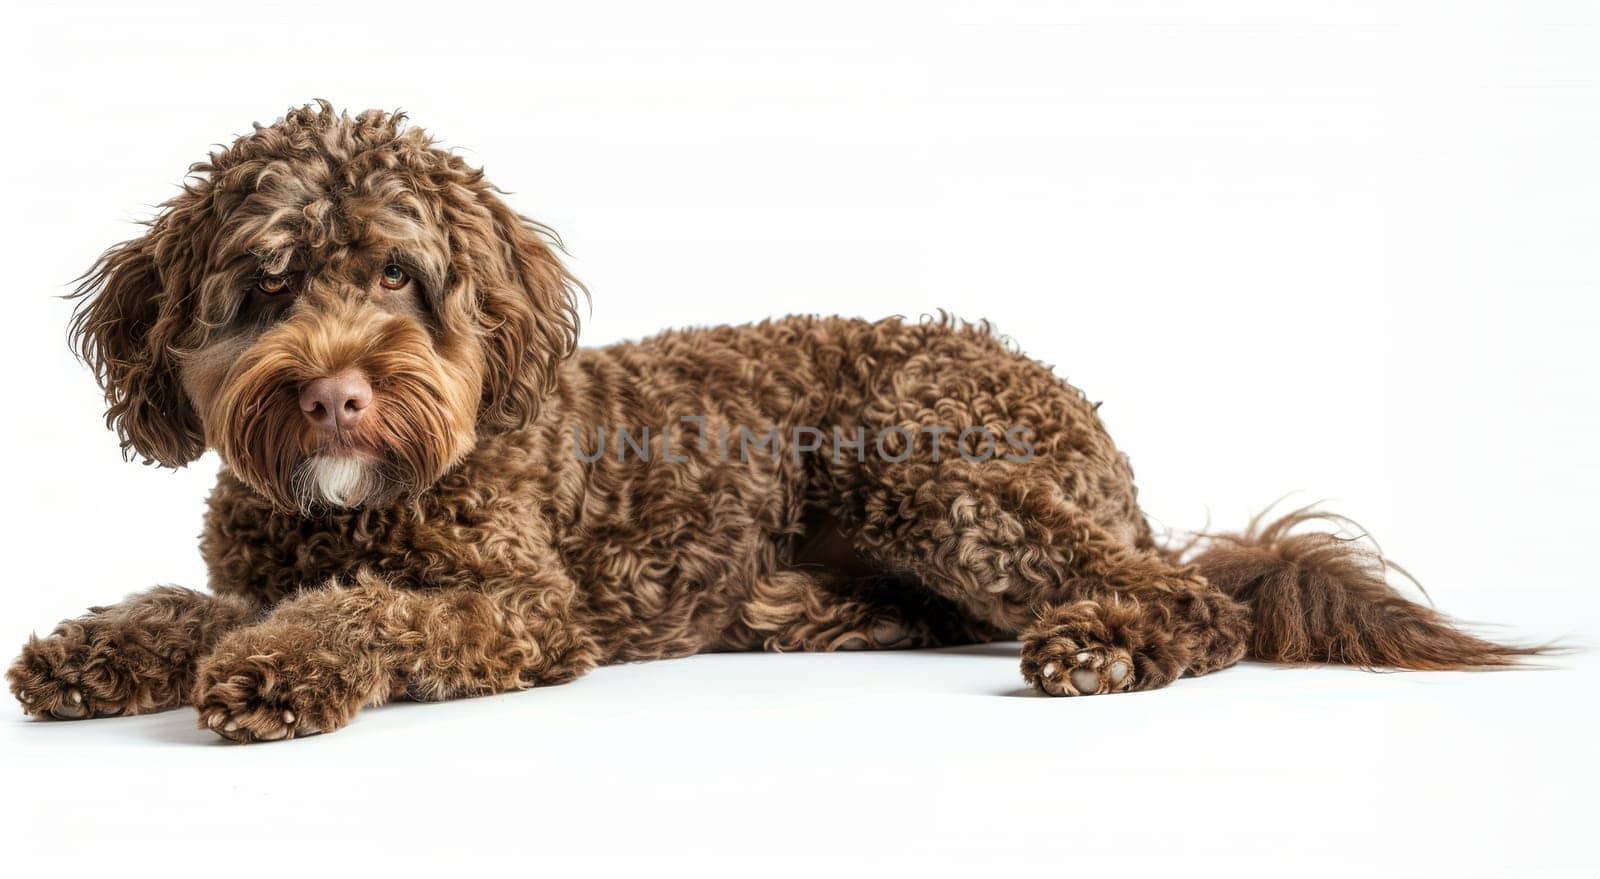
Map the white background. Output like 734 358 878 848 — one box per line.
2 1 1596 876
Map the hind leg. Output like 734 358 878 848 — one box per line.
1018 586 1246 696
717 569 996 652
841 460 1250 695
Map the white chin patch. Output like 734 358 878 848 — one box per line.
302 455 375 509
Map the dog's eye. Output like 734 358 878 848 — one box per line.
258 275 290 294
379 264 410 290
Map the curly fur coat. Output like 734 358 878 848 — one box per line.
7 103 1538 742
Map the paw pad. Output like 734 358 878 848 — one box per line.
1023 643 1136 696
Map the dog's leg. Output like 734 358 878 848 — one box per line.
1014 560 1251 697
844 460 1251 696
8 586 259 718
717 569 995 652
192 570 598 742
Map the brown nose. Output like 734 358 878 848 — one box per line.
299 372 373 432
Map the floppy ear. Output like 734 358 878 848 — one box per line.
70 223 206 467
462 185 583 431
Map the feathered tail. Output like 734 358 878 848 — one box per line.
1174 507 1542 669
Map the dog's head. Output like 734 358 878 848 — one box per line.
71 101 580 513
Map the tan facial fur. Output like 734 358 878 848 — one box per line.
69 101 580 512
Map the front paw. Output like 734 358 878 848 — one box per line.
193 625 369 743
9 619 184 719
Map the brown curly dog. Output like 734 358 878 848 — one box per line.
8 102 1539 742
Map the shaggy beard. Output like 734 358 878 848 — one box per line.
292 452 384 510
208 320 480 514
